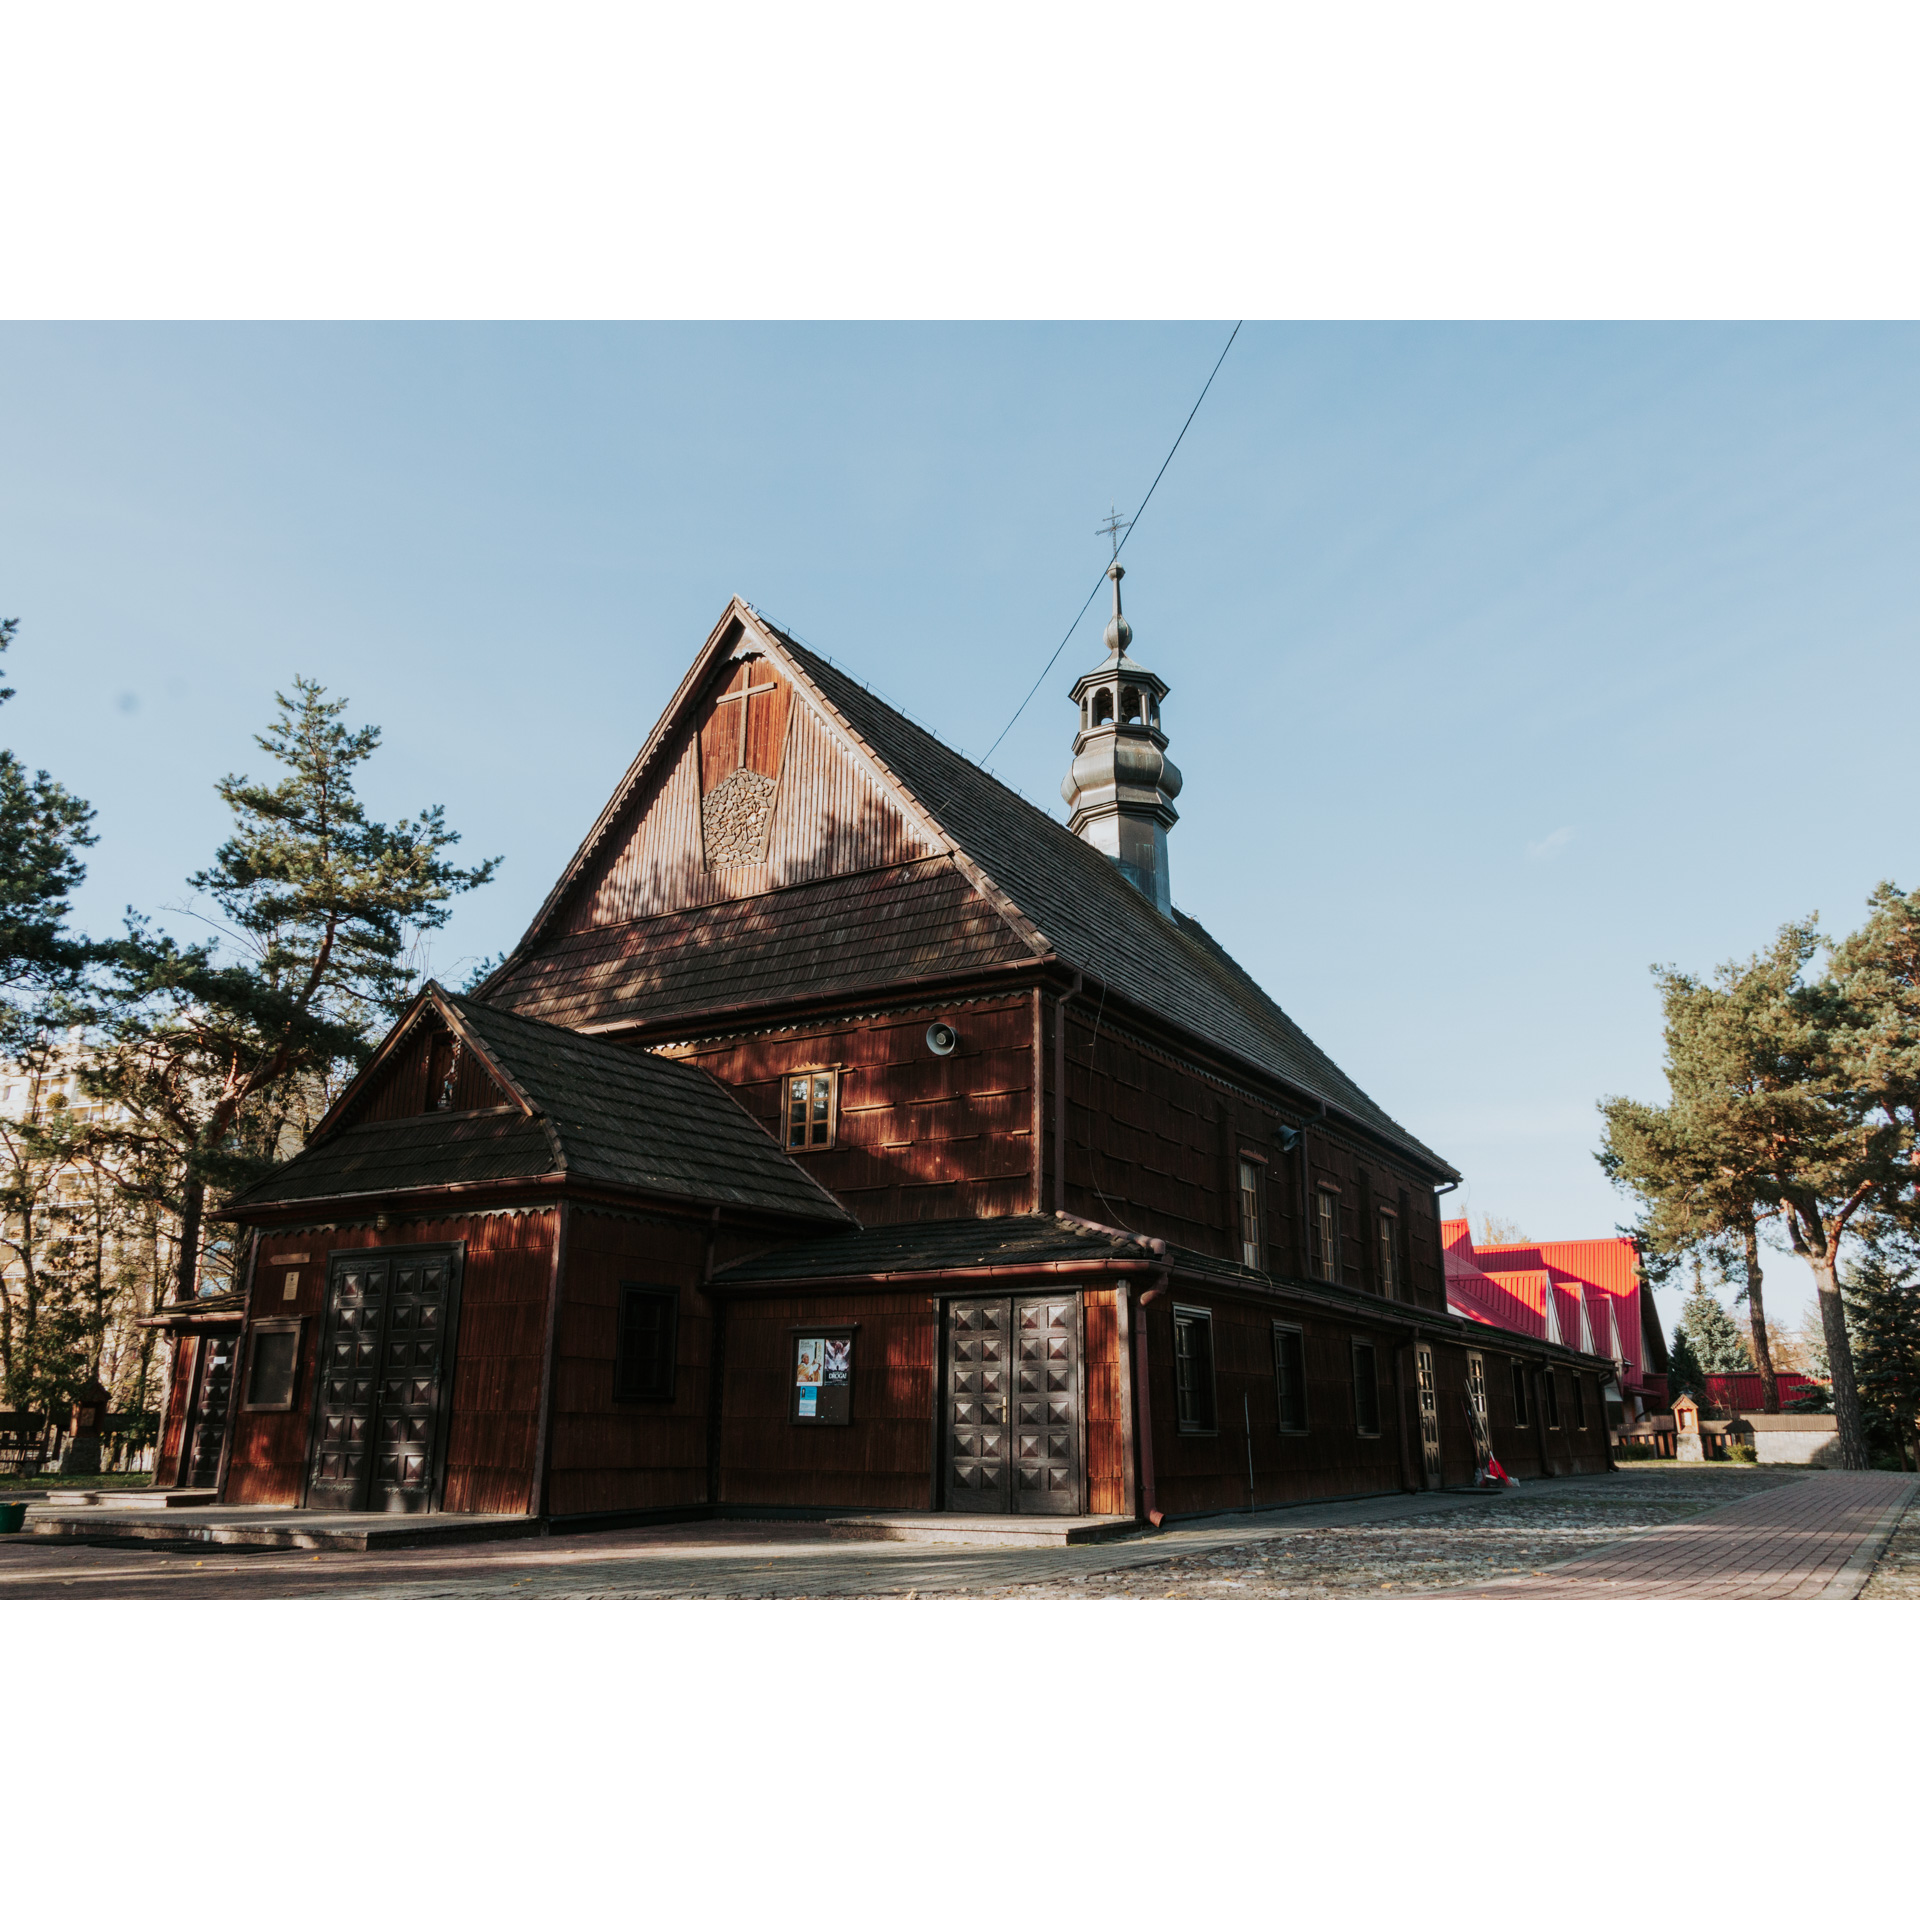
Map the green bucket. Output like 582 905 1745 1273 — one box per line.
0 1502 26 1535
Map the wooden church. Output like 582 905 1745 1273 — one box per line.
154 574 1616 1522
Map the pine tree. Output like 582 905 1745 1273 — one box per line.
0 617 104 1408
1843 1236 1920 1470
1600 894 1920 1470
90 680 499 1299
0 619 98 1000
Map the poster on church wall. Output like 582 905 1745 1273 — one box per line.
790 1328 854 1425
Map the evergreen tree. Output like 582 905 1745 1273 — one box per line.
1600 966 1784 1409
1668 1322 1707 1402
1678 1268 1752 1380
0 618 98 1000
90 679 499 1299
1600 895 1920 1470
0 617 106 1412
1843 1235 1920 1470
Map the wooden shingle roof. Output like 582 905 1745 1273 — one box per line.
486 598 1451 1177
229 988 851 1224
776 634 1452 1175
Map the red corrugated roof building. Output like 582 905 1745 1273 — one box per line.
1442 1220 1671 1420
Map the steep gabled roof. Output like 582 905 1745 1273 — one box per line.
775 631 1450 1173
230 986 851 1224
488 599 1451 1176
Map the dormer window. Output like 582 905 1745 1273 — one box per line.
1092 687 1114 727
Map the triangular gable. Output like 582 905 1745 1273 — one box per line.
508 602 957 949
314 984 529 1145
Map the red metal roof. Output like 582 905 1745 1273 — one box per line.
1442 1221 1650 1385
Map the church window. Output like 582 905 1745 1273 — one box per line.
1314 1187 1341 1285
1172 1307 1217 1434
615 1285 680 1402
1273 1323 1308 1434
1510 1358 1530 1428
1376 1209 1399 1299
784 1071 837 1151
1238 1156 1265 1269
1351 1339 1381 1436
1121 686 1142 723
1092 687 1114 726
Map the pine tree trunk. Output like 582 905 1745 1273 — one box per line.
1742 1221 1778 1413
1809 1248 1869 1470
172 1168 205 1304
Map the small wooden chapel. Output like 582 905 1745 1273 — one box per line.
153 574 1616 1522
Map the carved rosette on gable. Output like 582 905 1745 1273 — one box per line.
702 766 779 868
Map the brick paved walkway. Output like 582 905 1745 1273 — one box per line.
1448 1471 1915 1600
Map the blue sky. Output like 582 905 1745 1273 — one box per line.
5 322 1916 1332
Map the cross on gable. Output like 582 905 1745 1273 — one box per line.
713 660 779 769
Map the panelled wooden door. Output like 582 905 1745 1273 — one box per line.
181 1335 235 1489
1414 1342 1443 1489
306 1248 460 1513
944 1295 1081 1515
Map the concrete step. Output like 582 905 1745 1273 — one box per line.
38 1488 220 1509
826 1513 1143 1548
23 1506 541 1552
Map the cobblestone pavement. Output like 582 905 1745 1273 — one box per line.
1 1466 1855 1601
1861 1491 1920 1600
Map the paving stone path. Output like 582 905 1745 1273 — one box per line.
1444 1471 1915 1600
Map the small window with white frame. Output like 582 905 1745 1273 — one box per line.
1376 1208 1400 1300
784 1069 837 1151
1237 1155 1265 1270
1315 1187 1341 1285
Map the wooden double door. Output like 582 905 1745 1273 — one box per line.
179 1334 235 1488
306 1247 461 1513
944 1295 1082 1515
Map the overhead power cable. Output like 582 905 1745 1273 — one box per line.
980 320 1242 769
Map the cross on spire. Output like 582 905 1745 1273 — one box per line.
1095 504 1131 560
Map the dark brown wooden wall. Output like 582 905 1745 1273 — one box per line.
1057 1006 1444 1310
716 1289 938 1510
1137 1283 1617 1516
224 1209 557 1514
672 996 1036 1226
545 1207 713 1518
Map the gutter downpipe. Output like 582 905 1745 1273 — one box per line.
1133 1243 1173 1527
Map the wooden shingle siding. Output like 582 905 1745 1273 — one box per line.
222 1210 558 1513
717 1289 937 1510
544 1208 713 1518
349 1016 504 1125
675 997 1037 1227
1062 1009 1446 1307
563 666 940 933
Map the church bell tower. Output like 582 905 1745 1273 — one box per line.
1060 563 1182 917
